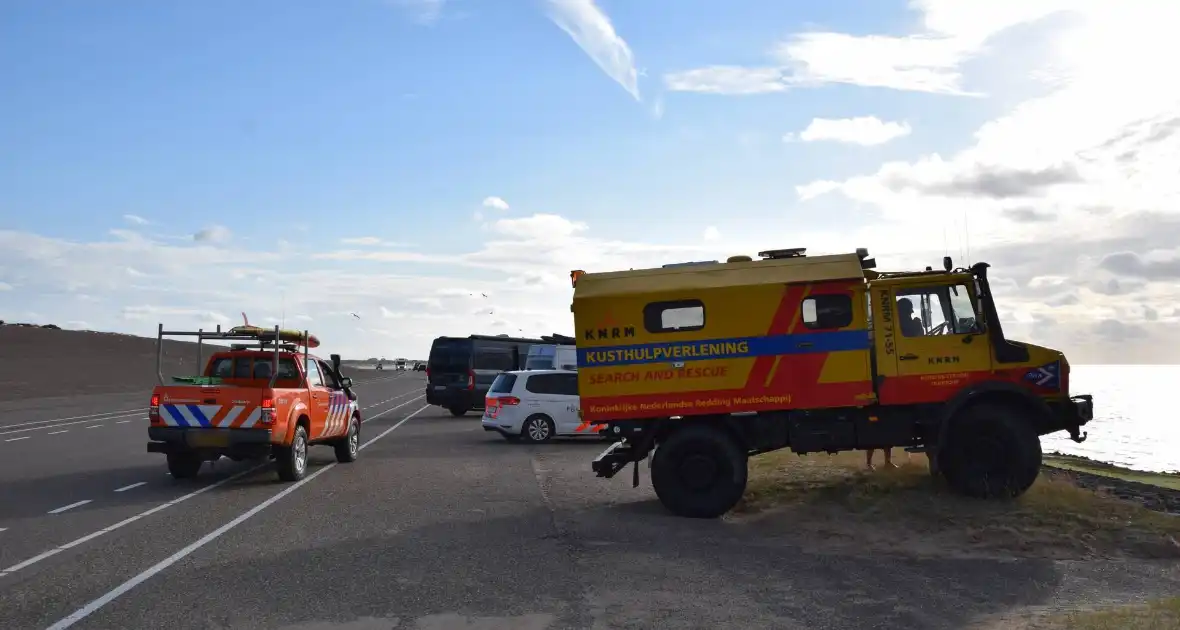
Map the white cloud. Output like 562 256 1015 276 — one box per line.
123 214 149 226
663 0 1079 96
0 282 12 291
390 0 445 25
703 226 721 241
193 225 232 243
341 236 382 246
545 0 641 101
482 196 510 211
786 116 912 146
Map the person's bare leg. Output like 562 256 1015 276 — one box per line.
884 448 897 468
866 449 876 470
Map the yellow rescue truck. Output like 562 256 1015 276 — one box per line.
572 248 1094 518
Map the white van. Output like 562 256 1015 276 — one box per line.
524 344 577 371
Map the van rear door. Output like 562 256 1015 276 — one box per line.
428 338 473 387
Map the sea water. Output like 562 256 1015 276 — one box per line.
1040 365 1179 474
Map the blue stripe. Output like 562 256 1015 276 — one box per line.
577 330 871 368
164 405 190 428
186 404 212 428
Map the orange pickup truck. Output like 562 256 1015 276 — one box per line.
147 324 362 481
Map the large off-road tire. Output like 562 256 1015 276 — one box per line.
939 402 1042 499
166 452 202 479
521 414 555 443
334 415 360 463
651 424 748 519
276 424 310 482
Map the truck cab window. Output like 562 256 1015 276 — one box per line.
305 359 324 387
896 284 978 336
801 294 853 329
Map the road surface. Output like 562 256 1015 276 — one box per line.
1 371 1177 630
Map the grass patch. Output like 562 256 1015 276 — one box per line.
1043 454 1180 491
1035 597 1180 630
733 449 1180 560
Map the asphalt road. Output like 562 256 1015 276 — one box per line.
1 371 1178 630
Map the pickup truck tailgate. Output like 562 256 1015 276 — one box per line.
156 386 266 429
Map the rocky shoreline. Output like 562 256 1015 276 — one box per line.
1042 465 1180 516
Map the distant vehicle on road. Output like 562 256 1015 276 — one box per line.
425 333 575 417
525 343 578 371
395 358 407 371
146 324 361 482
482 369 595 442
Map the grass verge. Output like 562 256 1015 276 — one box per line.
1033 597 1180 630
732 449 1180 560
1043 453 1180 491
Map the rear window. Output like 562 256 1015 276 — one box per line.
489 373 518 394
207 356 300 379
429 338 472 371
525 356 555 370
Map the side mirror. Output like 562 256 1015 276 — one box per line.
330 353 342 373
340 376 354 389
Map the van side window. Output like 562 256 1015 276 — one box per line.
801 294 853 330
643 299 705 333
525 374 559 395
554 373 579 396
474 346 515 372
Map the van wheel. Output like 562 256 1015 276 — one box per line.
940 403 1042 499
651 424 748 519
276 425 309 482
449 406 468 417
521 414 555 443
334 416 360 463
167 452 202 479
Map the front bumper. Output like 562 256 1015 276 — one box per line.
147 427 274 456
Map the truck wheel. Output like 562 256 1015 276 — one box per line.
166 452 202 479
940 403 1042 499
334 416 360 463
651 424 748 519
276 424 309 482
449 406 468 417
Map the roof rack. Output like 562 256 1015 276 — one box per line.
156 323 310 389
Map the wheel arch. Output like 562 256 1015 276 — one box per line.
937 381 1051 449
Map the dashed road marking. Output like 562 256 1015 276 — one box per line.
48 430 68 435
0 409 141 431
114 482 147 493
116 420 131 424
0 412 144 437
44 399 427 630
85 425 102 429
5 436 30 442
48 500 92 514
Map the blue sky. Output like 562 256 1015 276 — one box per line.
1 0 1178 362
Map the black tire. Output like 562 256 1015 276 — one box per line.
939 403 1042 499
520 414 555 443
449 406 468 417
166 452 202 479
650 424 748 519
334 416 360 463
276 424 310 482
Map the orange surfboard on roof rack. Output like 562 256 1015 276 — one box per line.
227 325 321 349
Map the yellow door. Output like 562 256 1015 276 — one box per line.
885 279 992 404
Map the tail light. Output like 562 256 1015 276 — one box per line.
467 369 475 390
497 396 520 406
149 393 161 424
259 396 275 425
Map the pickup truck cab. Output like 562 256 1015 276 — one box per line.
147 325 362 481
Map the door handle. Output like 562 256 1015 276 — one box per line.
899 353 919 361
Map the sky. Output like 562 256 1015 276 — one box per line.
1 0 1178 364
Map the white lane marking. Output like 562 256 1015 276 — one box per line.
0 412 144 437
85 425 102 429
361 388 420 411
0 409 141 431
48 430 69 435
0 464 266 578
114 482 147 493
5 436 30 442
0 389 422 581
45 401 427 630
48 500 92 514
0 528 6 533
116 420 131 424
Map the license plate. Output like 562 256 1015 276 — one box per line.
187 432 229 448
